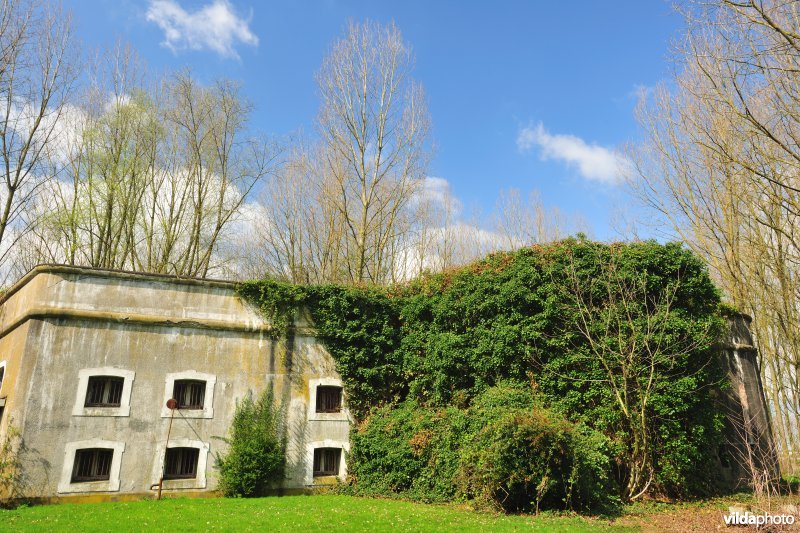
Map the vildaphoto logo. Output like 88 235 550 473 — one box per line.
723 510 796 527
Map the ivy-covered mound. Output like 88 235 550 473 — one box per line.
237 239 728 512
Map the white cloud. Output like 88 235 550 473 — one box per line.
421 176 451 203
413 176 463 215
517 123 631 185
146 0 258 59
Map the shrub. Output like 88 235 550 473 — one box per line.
236 282 404 420
457 385 617 514
347 400 465 502
302 285 405 420
458 409 575 513
784 473 800 494
348 384 617 513
216 388 285 497
567 425 621 513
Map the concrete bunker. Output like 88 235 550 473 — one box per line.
0 265 350 500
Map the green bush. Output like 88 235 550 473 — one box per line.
458 408 572 513
457 385 617 514
302 285 405 420
236 282 404 420
348 384 617 513
397 240 726 498
347 401 465 502
216 388 285 497
0 422 22 502
566 425 620 513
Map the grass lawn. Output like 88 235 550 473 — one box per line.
0 494 629 532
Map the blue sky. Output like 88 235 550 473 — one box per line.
67 0 683 240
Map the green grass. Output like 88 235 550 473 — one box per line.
0 494 632 532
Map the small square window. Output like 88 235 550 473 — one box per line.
73 368 134 418
71 448 113 483
173 380 206 410
164 447 200 480
313 448 341 476
315 386 342 413
84 376 124 407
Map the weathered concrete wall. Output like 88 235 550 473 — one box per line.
716 313 780 491
0 266 350 500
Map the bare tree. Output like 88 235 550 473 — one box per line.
15 55 278 279
253 144 341 283
0 0 77 278
494 188 586 249
629 0 800 472
725 408 782 502
315 20 431 284
158 72 278 277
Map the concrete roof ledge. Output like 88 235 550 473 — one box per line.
0 265 296 340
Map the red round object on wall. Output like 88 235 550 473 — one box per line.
166 398 178 410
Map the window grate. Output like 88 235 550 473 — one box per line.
164 447 199 480
173 380 206 410
84 376 124 407
313 448 341 476
71 448 113 482
315 386 342 413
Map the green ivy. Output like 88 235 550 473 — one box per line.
237 239 730 503
236 282 404 419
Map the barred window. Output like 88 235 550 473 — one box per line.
313 448 341 476
173 380 205 410
84 376 124 407
71 448 113 482
164 447 199 480
315 386 342 413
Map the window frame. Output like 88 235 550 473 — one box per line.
151 438 210 490
161 371 216 419
307 378 349 422
312 447 342 476
172 379 206 410
163 447 200 480
72 367 135 417
57 439 125 494
71 448 114 483
84 375 125 408
305 439 349 484
315 386 343 413
0 360 6 393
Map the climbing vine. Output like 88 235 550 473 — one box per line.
237 238 730 503
236 281 403 419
